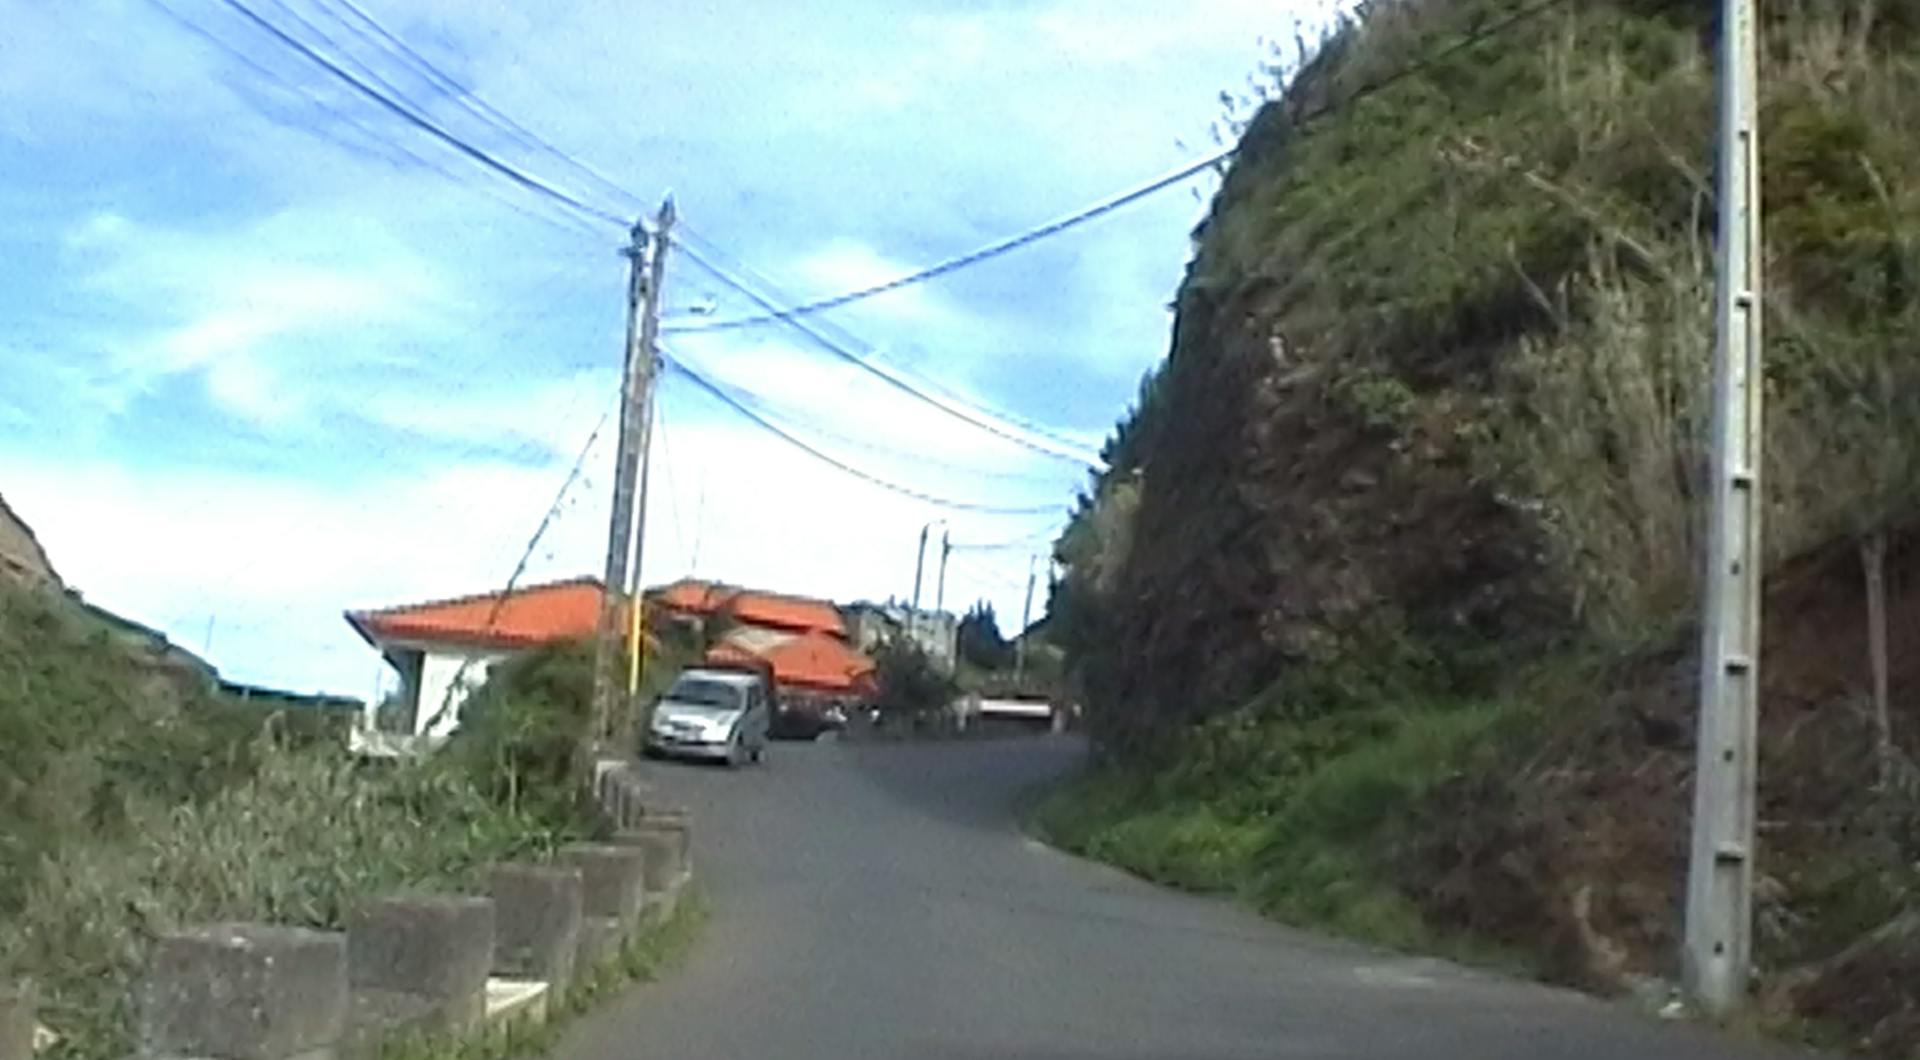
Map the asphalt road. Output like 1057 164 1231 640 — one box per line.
556 735 1806 1060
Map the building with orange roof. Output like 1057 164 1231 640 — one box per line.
344 576 625 749
650 578 848 640
705 626 876 697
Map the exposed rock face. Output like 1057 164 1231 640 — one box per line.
0 494 58 591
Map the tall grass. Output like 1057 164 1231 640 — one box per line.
0 586 603 1058
13 748 575 1059
1035 697 1533 963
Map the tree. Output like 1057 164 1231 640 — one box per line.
872 636 956 722
956 601 1013 671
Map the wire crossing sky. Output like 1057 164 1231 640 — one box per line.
1 0 1352 695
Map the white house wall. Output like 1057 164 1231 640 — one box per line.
414 649 507 737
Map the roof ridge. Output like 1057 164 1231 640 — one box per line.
347 574 605 620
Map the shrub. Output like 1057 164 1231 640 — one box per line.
12 743 572 1059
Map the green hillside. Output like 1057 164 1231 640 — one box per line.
1044 1 1920 1049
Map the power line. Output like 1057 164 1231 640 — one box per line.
310 0 650 216
667 150 1229 333
670 233 1102 470
145 0 606 240
664 350 1068 488
660 351 1061 516
214 0 628 228
668 222 1100 458
949 529 1059 552
671 0 1583 334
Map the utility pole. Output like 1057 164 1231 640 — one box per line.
934 530 951 615
911 524 929 612
1685 0 1763 1017
622 198 675 740
592 197 674 758
1015 554 1037 682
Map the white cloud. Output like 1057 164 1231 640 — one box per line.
1 0 1345 688
61 209 449 422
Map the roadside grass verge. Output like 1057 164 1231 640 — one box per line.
1031 697 1539 973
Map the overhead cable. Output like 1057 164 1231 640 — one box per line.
660 352 1062 516
312 0 650 216
146 0 607 240
670 235 1102 470
666 150 1230 334
669 222 1099 458
679 358 1069 488
671 0 1583 334
216 0 627 228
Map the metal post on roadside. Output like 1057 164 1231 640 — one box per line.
1684 0 1764 1017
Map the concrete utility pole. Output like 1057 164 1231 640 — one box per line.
592 197 674 754
911 524 930 612
1685 0 1763 1016
623 198 675 730
934 530 951 615
1015 554 1037 682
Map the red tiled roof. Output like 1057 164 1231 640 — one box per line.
652 578 735 616
346 576 617 650
725 592 845 637
650 579 847 638
704 627 875 694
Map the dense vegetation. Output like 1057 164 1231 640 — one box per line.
0 584 618 1058
1045 0 1920 1048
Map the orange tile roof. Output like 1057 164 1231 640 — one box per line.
346 576 617 650
652 578 736 616
725 592 846 637
704 627 874 694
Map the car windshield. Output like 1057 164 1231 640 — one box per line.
664 678 744 710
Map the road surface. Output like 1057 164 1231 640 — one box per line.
557 736 1804 1060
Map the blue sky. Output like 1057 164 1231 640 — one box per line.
1 0 1331 696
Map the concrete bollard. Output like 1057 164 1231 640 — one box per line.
574 916 624 978
562 844 649 925
488 864 582 998
592 758 649 832
615 811 692 922
138 923 347 1060
347 895 495 1034
562 843 649 976
0 981 34 1060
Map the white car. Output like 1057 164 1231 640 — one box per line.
644 668 771 767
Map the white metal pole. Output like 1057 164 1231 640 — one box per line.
1684 0 1764 1016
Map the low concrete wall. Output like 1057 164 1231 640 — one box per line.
488 864 583 1000
138 923 348 1060
563 843 649 925
614 813 692 923
117 784 698 1058
593 757 650 832
347 895 494 1033
0 982 34 1060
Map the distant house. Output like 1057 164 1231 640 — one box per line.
844 600 959 675
344 576 616 754
706 625 877 703
649 578 874 703
652 578 846 637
